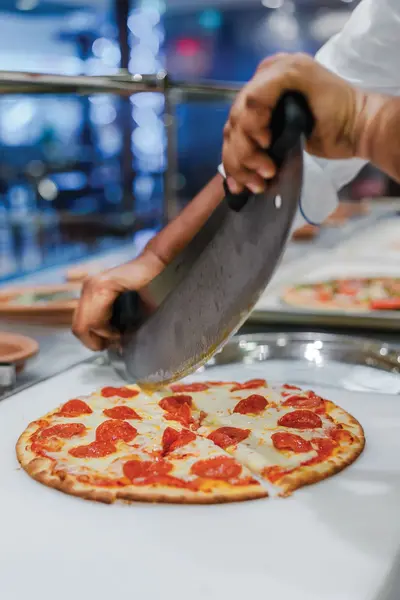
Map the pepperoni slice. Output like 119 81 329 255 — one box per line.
95 420 137 443
370 298 400 311
263 466 292 483
162 427 196 455
231 379 266 392
40 423 86 439
338 281 360 296
272 432 312 453
101 386 139 399
159 396 193 427
191 456 242 480
163 403 193 427
170 383 209 393
103 406 142 420
159 395 192 412
282 384 301 391
208 427 250 449
123 459 172 481
57 399 93 417
282 394 324 410
331 428 354 444
31 437 64 455
33 419 49 429
278 410 322 429
69 440 116 458
317 289 332 302
309 438 335 462
233 394 268 415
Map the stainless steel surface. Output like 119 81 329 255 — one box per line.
204 332 400 375
0 68 239 234
197 331 400 394
249 307 400 332
164 86 179 223
0 320 91 401
0 70 239 100
110 141 305 385
0 363 16 393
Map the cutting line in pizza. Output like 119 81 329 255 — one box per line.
282 277 400 312
17 380 364 504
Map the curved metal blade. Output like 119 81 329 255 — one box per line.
110 140 304 385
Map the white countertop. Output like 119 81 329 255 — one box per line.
1 359 400 600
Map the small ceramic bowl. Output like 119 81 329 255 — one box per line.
0 284 81 324
0 333 39 373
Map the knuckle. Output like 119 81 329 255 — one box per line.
245 93 262 111
291 52 311 68
228 110 238 128
71 323 82 338
258 57 270 70
84 273 106 293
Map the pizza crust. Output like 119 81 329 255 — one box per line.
17 442 266 505
276 435 365 496
282 277 400 313
282 287 371 313
273 420 365 496
16 420 267 505
16 382 365 505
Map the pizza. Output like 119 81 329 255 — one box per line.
283 277 400 312
16 380 364 504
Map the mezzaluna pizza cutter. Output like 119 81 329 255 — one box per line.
108 92 314 386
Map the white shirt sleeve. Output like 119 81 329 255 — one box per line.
301 0 400 225
221 0 400 227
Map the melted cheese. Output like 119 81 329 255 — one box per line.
27 381 349 496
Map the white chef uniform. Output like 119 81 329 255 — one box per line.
220 0 400 227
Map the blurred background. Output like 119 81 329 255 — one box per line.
0 0 391 283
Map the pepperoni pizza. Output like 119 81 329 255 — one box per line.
17 380 364 504
283 277 400 312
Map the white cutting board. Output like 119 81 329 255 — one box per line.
1 360 400 600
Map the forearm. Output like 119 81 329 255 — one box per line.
144 174 224 266
356 94 400 182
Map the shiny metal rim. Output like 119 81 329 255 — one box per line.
249 308 400 331
203 332 400 374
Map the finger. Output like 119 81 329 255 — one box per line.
225 158 266 194
240 108 272 148
223 130 267 192
241 151 276 180
229 101 271 149
223 126 255 173
91 326 120 339
72 302 105 350
239 62 292 115
72 310 107 351
226 177 244 194
257 52 289 72
72 280 117 349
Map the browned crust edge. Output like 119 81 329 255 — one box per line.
271 408 365 496
16 387 365 505
281 288 371 314
16 426 267 505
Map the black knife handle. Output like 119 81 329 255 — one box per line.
225 91 314 212
110 290 144 334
